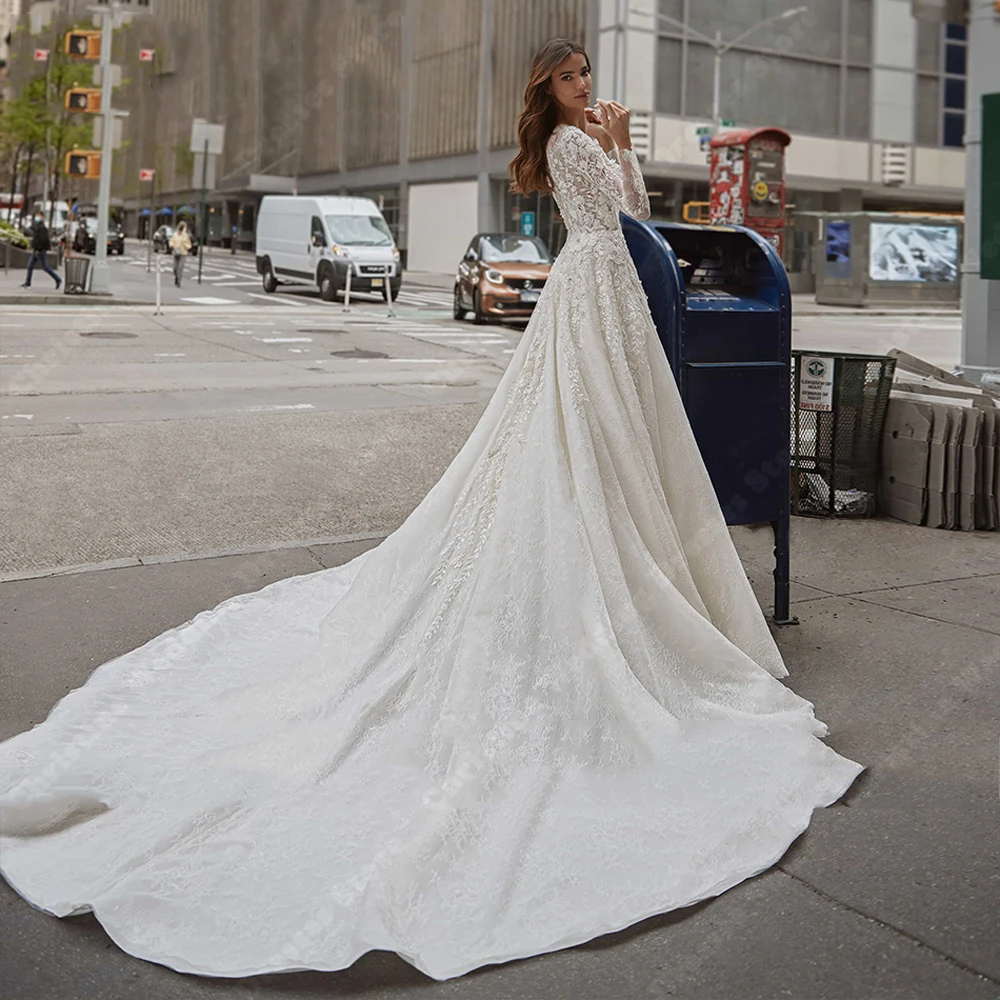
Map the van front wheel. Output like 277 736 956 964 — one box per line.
319 268 337 302
262 260 278 294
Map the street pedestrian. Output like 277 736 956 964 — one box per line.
169 221 192 287
20 212 61 290
231 223 238 254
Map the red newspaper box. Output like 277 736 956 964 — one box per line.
709 127 791 257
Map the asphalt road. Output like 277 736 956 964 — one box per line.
0 291 966 578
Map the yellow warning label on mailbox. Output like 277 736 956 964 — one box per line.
752 180 769 201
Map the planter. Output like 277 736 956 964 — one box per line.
1 241 32 270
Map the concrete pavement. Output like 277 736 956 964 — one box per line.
0 516 997 999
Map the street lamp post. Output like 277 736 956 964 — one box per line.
629 6 807 131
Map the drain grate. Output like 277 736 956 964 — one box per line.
79 331 137 339
330 348 389 359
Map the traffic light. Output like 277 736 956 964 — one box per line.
65 151 101 179
65 88 102 112
64 30 101 59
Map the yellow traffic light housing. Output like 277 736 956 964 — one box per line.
65 88 102 113
65 150 101 179
64 30 101 59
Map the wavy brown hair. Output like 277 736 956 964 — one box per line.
508 38 590 197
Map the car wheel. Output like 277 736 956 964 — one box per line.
319 267 337 302
262 259 278 294
453 284 467 321
472 287 487 325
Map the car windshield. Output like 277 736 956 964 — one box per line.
324 214 393 247
479 235 551 263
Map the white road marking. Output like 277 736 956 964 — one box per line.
246 292 312 307
257 337 313 343
179 296 240 305
154 353 186 357
243 403 316 412
350 358 483 364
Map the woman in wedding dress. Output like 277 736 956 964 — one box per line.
0 39 863 981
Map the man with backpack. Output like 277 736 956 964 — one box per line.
20 213 62 290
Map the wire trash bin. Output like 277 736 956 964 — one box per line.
63 255 90 295
790 350 896 517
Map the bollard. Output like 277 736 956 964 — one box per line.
154 251 163 315
385 265 395 318
342 258 352 312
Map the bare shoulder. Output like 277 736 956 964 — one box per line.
585 123 616 154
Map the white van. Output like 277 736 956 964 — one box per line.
255 195 400 301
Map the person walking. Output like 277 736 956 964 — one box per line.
169 221 192 287
20 212 61 290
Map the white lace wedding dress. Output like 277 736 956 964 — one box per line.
0 123 863 981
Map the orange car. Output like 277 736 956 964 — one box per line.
453 233 553 323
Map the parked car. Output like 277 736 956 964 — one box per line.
72 216 125 255
255 195 401 302
153 224 198 255
453 233 553 323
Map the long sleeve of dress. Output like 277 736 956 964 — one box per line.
606 146 651 221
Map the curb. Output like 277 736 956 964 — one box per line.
0 294 129 306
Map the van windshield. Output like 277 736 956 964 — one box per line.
325 214 393 247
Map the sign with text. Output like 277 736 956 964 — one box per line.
798 356 835 412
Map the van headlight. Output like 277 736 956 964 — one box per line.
330 244 346 256
392 247 400 259
486 268 504 284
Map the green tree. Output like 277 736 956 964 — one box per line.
1 35 99 227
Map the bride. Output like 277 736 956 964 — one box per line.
0 39 862 981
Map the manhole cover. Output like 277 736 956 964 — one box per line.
330 348 388 359
79 331 137 339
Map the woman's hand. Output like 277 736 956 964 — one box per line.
594 99 632 150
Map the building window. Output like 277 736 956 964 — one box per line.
942 112 964 148
941 23 967 147
914 21 967 147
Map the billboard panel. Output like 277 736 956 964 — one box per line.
868 222 959 283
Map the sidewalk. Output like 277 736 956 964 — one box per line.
1 513 997 1000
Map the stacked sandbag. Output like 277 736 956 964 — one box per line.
879 350 1000 531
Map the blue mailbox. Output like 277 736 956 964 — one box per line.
621 219 795 625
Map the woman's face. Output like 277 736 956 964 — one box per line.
547 51 591 116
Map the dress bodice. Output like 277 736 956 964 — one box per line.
545 123 651 235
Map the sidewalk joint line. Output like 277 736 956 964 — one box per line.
777 868 1000 988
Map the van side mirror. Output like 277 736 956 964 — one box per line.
464 249 477 261
311 234 326 248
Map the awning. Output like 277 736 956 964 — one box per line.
139 207 151 215
177 205 196 213
158 207 173 215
